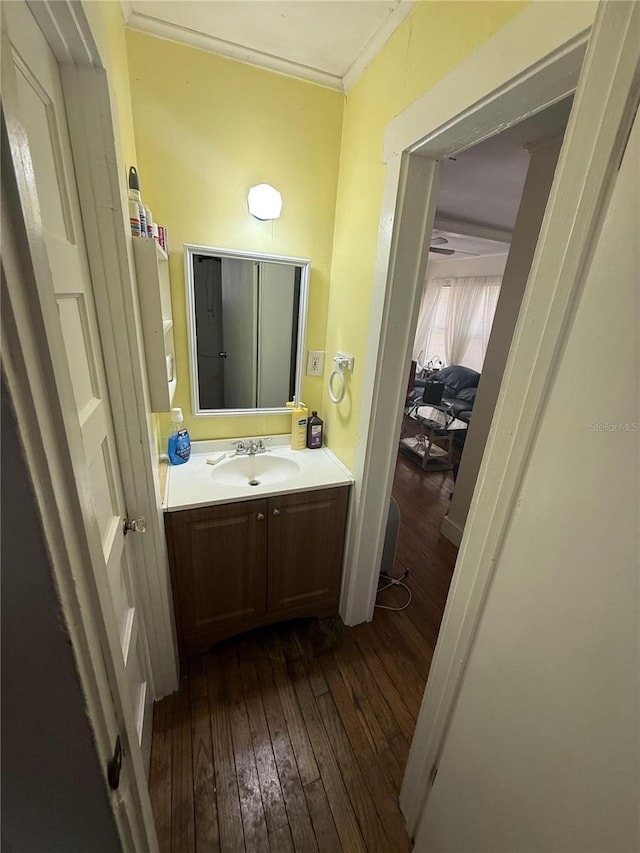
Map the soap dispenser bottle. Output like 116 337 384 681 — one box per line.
306 411 324 449
288 401 308 450
168 407 191 464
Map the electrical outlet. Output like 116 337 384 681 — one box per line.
307 350 325 376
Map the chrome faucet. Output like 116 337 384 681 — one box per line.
248 437 269 455
232 437 270 456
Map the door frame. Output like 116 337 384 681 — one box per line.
337 0 639 836
341 0 596 625
27 0 179 700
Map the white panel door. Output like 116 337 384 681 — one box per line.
5 2 153 765
258 262 296 407
221 257 258 408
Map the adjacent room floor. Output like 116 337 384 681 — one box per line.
149 454 458 852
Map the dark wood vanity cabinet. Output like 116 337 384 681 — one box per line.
165 486 349 655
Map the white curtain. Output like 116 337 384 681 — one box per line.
478 279 502 359
412 273 441 364
443 277 486 365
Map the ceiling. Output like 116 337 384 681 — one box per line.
123 0 415 90
436 97 574 238
429 98 573 262
429 231 510 260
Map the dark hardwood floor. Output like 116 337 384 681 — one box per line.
149 453 458 852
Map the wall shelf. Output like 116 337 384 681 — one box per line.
132 237 176 412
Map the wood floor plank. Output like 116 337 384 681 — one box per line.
204 656 245 853
319 658 411 851
315 691 394 852
237 643 289 836
149 696 173 853
303 779 342 853
352 629 417 731
331 642 388 752
288 659 367 853
269 824 295 853
358 622 424 718
267 647 320 787
189 657 208 700
254 648 319 853
189 667 220 853
291 624 330 698
224 653 270 853
339 635 412 762
171 678 195 853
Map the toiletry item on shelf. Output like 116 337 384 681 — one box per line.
128 199 141 237
168 407 191 465
289 402 308 450
144 207 154 238
127 166 148 237
306 410 324 449
157 225 168 252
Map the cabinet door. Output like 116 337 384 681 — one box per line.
167 500 267 652
267 487 349 615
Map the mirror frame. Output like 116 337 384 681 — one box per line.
184 244 310 417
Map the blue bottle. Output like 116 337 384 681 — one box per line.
168 407 191 465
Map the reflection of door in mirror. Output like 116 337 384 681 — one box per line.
194 256 226 408
192 253 300 411
220 258 257 408
258 263 299 408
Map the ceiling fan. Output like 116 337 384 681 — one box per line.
429 236 455 256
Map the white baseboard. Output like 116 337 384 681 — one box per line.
441 514 463 547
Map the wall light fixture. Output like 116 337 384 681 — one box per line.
247 184 283 221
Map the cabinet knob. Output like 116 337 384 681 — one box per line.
257 512 265 521
272 508 281 517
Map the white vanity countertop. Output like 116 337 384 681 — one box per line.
164 436 353 512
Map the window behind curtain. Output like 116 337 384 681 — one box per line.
424 283 501 372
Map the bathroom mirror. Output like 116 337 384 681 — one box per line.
184 244 309 416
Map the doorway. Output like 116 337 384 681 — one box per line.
382 100 572 635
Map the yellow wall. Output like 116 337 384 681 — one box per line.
90 1 138 175
125 30 344 444
322 0 526 467
84 0 165 455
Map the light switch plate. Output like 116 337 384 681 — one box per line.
307 350 325 376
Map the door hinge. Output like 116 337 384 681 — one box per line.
107 735 123 790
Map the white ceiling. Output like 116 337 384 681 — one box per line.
123 0 415 90
437 97 574 236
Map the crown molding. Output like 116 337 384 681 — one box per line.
343 0 415 93
123 9 343 90
121 0 414 93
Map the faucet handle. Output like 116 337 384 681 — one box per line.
232 439 247 454
256 437 271 451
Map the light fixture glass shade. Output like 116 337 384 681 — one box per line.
248 184 283 220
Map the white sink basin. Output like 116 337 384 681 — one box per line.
211 453 301 487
